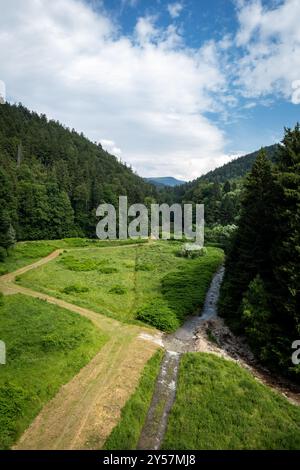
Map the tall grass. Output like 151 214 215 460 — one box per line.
0 294 107 449
163 353 300 450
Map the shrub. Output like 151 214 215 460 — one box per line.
0 382 28 449
241 275 274 363
62 284 89 294
136 300 180 332
98 266 118 274
41 331 85 352
59 255 105 271
205 224 237 252
179 243 207 258
109 286 127 295
0 247 7 262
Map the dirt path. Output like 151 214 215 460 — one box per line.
0 249 161 450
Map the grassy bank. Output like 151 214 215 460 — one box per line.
0 294 108 449
163 353 300 450
103 349 163 450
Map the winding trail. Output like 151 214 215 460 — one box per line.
0 247 162 450
137 267 224 450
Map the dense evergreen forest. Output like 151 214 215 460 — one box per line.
219 126 300 382
0 103 157 244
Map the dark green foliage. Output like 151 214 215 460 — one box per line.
219 150 277 329
109 286 127 295
0 103 157 241
62 284 90 294
205 224 237 252
104 350 163 450
162 249 223 323
195 144 278 183
0 247 7 262
241 275 274 361
219 126 300 380
0 205 16 252
98 266 118 274
136 299 180 332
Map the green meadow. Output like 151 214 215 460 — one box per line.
16 242 224 330
0 294 107 449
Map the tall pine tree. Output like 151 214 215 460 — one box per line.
219 150 277 328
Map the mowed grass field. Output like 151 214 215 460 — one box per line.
16 241 224 329
0 294 108 450
162 353 300 450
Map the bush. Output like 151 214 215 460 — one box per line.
241 275 274 363
0 292 4 306
0 247 7 262
109 286 127 295
98 266 118 274
59 255 105 271
62 284 89 294
179 243 207 259
205 224 237 252
136 300 180 332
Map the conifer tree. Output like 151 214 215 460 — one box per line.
271 125 300 346
219 150 277 327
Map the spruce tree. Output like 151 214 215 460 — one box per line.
219 150 277 328
271 125 300 357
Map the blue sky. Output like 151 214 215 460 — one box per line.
0 0 299 179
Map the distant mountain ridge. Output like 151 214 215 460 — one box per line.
146 176 186 187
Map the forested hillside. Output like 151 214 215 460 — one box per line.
0 103 157 242
197 144 278 183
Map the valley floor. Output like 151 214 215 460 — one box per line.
1 239 299 450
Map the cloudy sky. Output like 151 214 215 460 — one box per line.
0 0 299 180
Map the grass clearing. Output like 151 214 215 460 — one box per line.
163 353 300 450
16 242 224 329
0 238 148 275
0 294 108 449
103 349 163 450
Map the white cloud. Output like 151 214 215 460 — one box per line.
235 0 300 103
100 139 122 157
0 0 230 179
0 80 6 103
167 2 184 19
